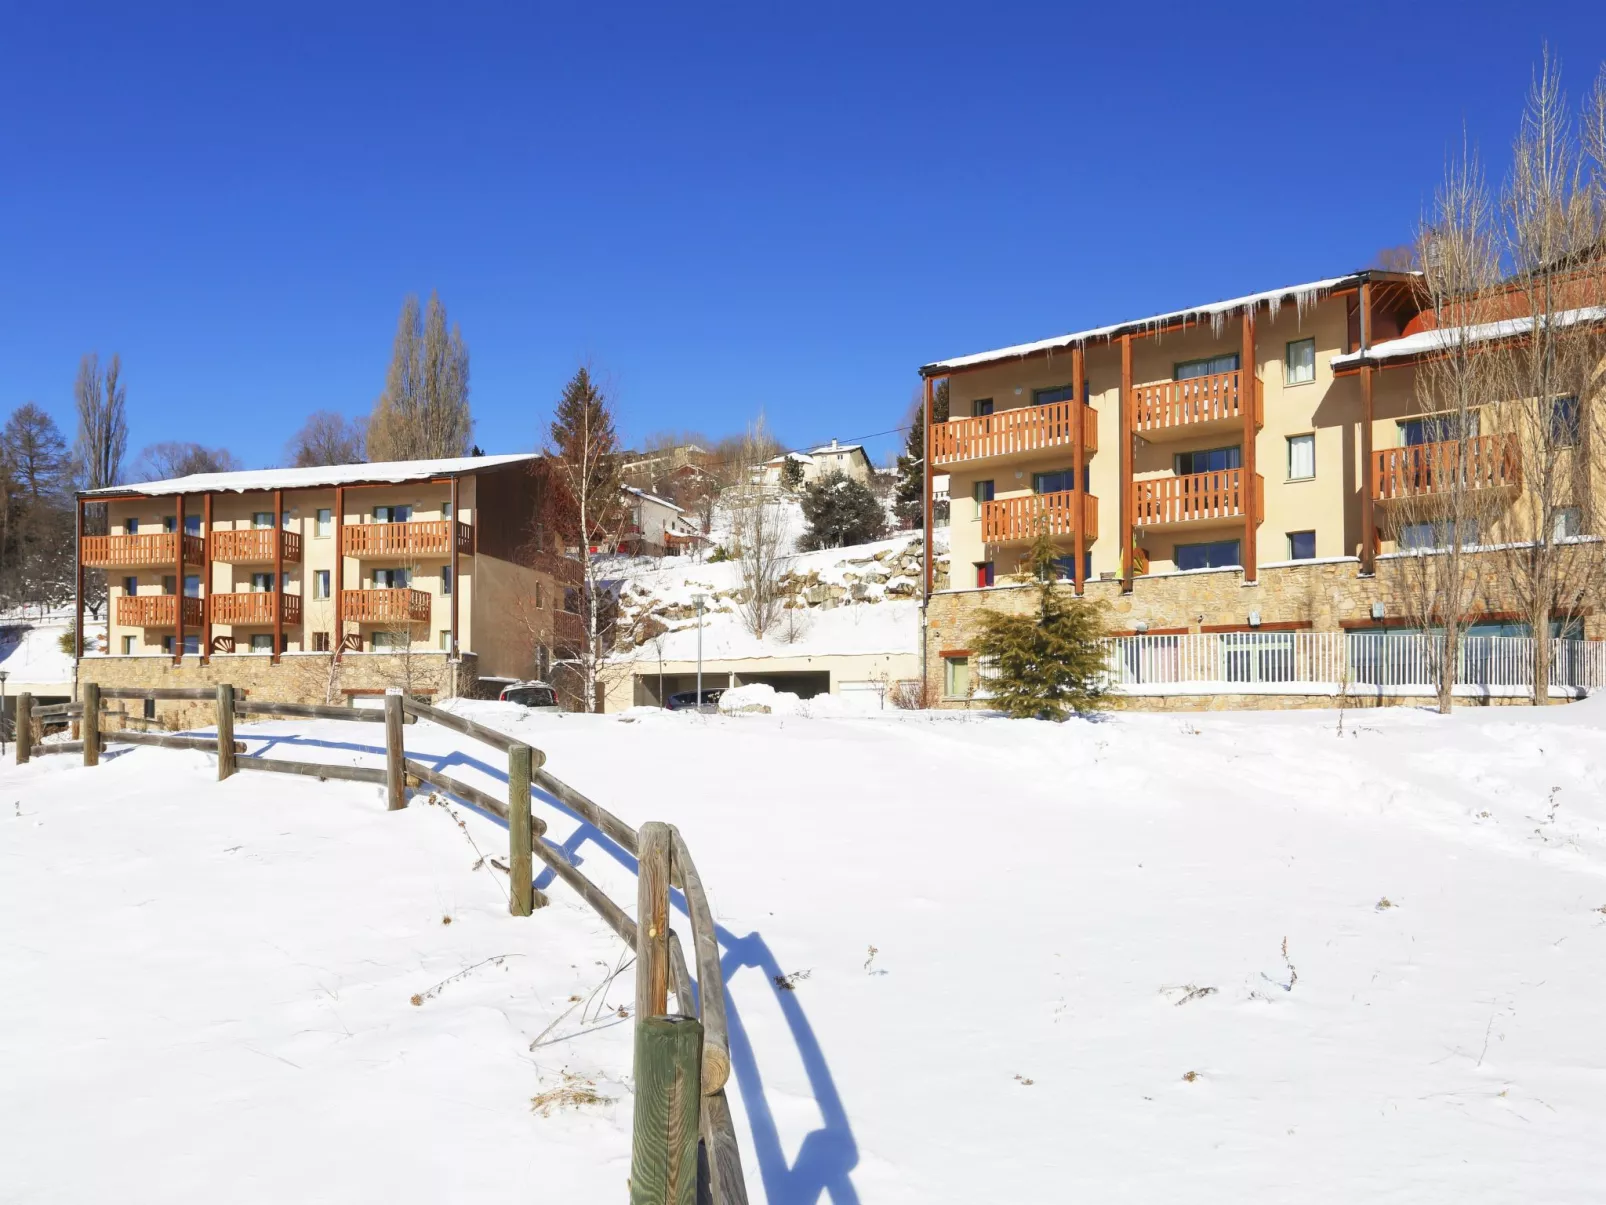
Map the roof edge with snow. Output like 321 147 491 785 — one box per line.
1331 305 1606 370
81 453 538 498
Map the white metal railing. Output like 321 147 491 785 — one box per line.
1099 633 1606 696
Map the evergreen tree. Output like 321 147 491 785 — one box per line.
972 528 1108 720
799 471 886 550
0 404 75 607
779 454 805 491
894 379 948 527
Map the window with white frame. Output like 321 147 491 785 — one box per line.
1553 506 1583 540
313 569 330 599
1284 338 1316 385
316 508 333 536
1287 433 1315 480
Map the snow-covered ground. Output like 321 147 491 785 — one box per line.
0 606 99 690
5 699 1606 1202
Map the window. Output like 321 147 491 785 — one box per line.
1033 469 1076 494
373 567 410 589
441 565 453 595
1398 519 1478 550
442 502 453 520
184 514 202 536
944 655 971 697
312 569 330 599
252 511 273 529
973 480 995 505
161 515 177 533
1174 446 1241 475
1551 396 1580 446
250 634 274 653
316 508 333 537
1288 531 1316 560
250 572 275 593
122 576 137 595
160 634 200 656
975 561 995 588
144 697 156 720
374 505 413 523
121 635 135 655
1048 553 1093 581
162 575 177 594
1287 433 1315 480
126 518 139 535
563 587 580 613
533 581 545 609
1033 385 1076 406
1553 506 1583 540
183 575 202 599
1175 353 1239 380
439 630 452 651
1174 539 1241 571
973 398 994 417
1400 413 1477 446
1224 632 1297 683
312 632 331 652
371 631 406 651
1284 338 1316 386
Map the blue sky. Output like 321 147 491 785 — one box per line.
2 2 1601 473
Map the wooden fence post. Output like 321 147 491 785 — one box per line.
216 684 236 780
16 693 30 765
635 821 672 1021
508 742 533 916
629 1014 704 1205
384 690 405 810
82 682 100 768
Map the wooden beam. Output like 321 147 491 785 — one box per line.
174 494 186 665
272 487 284 663
1120 334 1133 592
1241 312 1258 583
1071 345 1086 596
449 475 460 659
333 484 345 660
922 376 934 600
1359 280 1376 573
201 492 213 663
635 821 672 1021
74 497 84 660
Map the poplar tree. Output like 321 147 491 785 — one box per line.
368 292 473 460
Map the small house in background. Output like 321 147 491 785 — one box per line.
619 486 705 558
758 440 874 490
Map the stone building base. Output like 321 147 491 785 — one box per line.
77 651 480 729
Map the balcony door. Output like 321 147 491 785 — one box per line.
374 505 413 524
1174 446 1241 476
373 567 411 589
1400 413 1477 446
250 572 275 593
1175 354 1239 381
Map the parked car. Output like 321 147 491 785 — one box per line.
498 682 562 712
666 688 724 712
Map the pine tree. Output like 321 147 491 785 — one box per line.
779 454 805 491
972 528 1108 720
799 471 886 550
894 380 948 527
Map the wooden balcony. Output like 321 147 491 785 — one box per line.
1132 370 1260 440
341 520 471 560
115 594 204 628
980 491 1100 545
1132 469 1263 528
81 532 205 569
1373 435 1521 502
210 528 302 564
209 592 302 627
930 401 1098 468
341 588 432 624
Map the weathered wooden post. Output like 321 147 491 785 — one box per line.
384 689 405 810
508 742 533 916
216 684 236 780
629 820 700 1204
82 682 100 768
16 693 30 764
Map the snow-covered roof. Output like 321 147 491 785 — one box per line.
621 484 685 513
809 442 866 456
763 451 814 466
85 453 537 498
1331 305 1606 369
922 273 1371 375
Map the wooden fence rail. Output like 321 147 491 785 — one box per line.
12 685 748 1204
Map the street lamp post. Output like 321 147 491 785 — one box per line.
691 593 706 713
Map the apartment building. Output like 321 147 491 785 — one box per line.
74 453 580 707
918 269 1605 705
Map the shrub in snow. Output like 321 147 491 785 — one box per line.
798 472 886 551
972 529 1108 721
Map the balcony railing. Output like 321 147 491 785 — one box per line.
1373 435 1520 501
980 490 1099 544
341 521 471 559
81 532 205 569
210 528 302 564
115 594 205 628
341 588 432 624
930 401 1098 467
1132 469 1262 526
1132 370 1258 436
209 591 302 626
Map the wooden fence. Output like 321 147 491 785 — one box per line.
12 684 746 1205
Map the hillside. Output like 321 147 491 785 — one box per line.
4 700 1605 1202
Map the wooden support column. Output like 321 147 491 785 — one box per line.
201 492 213 663
921 376 934 599
449 476 460 659
82 681 100 768
74 497 84 660
216 684 236 780
272 488 284 663
1071 344 1086 596
16 693 31 765
174 494 186 664
1120 334 1134 593
333 485 345 659
1241 312 1258 583
1359 280 1376 574
384 690 405 810
635 821 672 1021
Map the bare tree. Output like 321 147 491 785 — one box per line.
1385 137 1505 713
1490 54 1606 704
727 419 792 639
368 293 473 461
133 441 242 480
73 352 128 491
287 411 366 467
